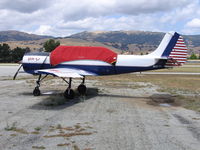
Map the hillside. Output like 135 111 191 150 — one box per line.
0 38 121 53
0 30 52 42
0 30 200 55
69 31 200 54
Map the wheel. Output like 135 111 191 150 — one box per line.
77 84 87 95
64 89 75 99
33 87 41 96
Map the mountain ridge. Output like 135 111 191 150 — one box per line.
68 31 200 54
0 30 199 54
0 30 52 42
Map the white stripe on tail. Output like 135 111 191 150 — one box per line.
165 36 188 67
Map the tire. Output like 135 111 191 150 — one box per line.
78 84 87 95
33 87 41 96
64 89 75 99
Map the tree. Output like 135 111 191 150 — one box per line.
11 47 26 62
0 43 11 62
190 53 197 59
43 39 60 52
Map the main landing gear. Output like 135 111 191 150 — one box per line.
33 75 87 99
63 77 87 99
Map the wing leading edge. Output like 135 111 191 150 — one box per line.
35 68 97 78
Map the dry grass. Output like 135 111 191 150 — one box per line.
44 123 95 139
176 95 200 112
152 66 200 73
90 74 200 111
91 74 200 93
43 132 93 138
13 128 29 134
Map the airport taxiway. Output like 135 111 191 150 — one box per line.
0 65 200 150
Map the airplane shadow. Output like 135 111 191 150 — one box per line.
22 88 155 111
28 88 99 110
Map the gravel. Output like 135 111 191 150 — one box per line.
0 66 200 150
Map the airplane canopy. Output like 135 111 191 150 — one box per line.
50 46 117 66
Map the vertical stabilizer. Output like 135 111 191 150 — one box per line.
149 32 187 66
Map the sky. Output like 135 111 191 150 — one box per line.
0 0 200 37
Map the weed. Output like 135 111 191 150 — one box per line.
5 122 17 131
106 109 116 113
85 126 93 129
34 127 41 131
32 146 46 149
57 143 70 147
10 134 17 136
4 122 28 134
56 124 62 129
31 131 40 134
73 144 80 150
74 124 81 129
14 128 29 134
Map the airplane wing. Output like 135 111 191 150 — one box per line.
35 68 97 78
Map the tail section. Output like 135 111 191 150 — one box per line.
149 31 188 67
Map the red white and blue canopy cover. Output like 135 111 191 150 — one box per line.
50 46 117 66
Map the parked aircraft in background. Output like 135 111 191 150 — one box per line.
13 32 187 99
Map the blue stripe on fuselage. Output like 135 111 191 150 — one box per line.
22 63 165 76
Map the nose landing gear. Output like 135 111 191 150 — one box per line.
33 74 48 96
33 87 41 96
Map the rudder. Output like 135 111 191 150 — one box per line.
165 35 188 67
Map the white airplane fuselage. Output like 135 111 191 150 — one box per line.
22 54 164 76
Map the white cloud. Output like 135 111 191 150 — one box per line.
0 0 53 13
160 1 200 24
34 25 52 35
0 0 199 36
186 18 200 28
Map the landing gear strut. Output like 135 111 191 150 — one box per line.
33 74 48 96
78 76 87 95
63 78 75 99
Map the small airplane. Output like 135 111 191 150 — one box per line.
13 31 188 99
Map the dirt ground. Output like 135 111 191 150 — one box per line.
0 66 200 150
